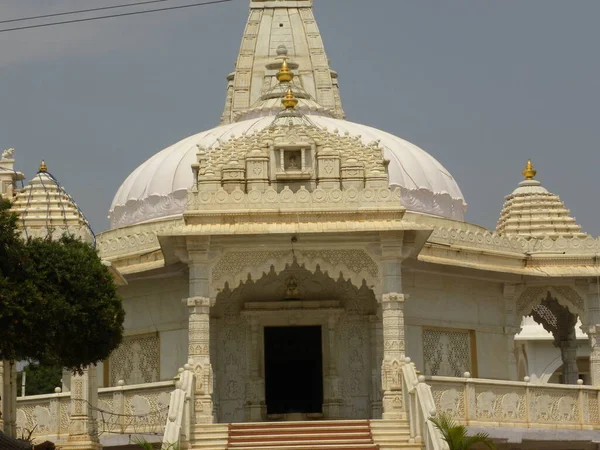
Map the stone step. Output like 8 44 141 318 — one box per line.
230 428 371 435
225 445 379 450
230 433 372 441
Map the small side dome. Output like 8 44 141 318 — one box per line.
496 160 585 238
12 160 94 243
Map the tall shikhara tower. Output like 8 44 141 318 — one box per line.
221 0 344 124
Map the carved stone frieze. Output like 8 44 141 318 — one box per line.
515 285 586 325
211 249 379 295
430 225 600 257
97 218 181 261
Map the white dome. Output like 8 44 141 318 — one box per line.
109 115 466 229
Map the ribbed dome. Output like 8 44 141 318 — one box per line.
109 116 466 229
496 170 585 238
12 164 94 243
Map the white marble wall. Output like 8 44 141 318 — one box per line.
115 273 189 384
403 270 508 379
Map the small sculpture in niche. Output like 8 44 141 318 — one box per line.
288 154 299 169
284 275 302 300
284 150 302 171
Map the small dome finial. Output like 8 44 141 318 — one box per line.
38 160 48 173
522 159 536 180
282 87 298 110
276 58 293 83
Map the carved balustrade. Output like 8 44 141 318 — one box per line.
428 374 600 430
15 380 176 443
401 359 446 450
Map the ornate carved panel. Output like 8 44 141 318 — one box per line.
109 333 160 386
423 328 474 377
338 316 371 419
215 318 248 423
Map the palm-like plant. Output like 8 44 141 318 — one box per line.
430 413 495 450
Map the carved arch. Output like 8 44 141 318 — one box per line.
515 285 587 328
210 248 380 297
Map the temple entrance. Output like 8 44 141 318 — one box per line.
264 326 323 416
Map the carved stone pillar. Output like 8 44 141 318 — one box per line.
379 231 406 420
64 367 101 450
186 239 215 424
0 361 17 437
245 148 270 192
586 281 600 386
369 310 383 419
244 318 265 421
323 315 342 419
381 293 406 420
503 284 519 380
186 296 214 424
589 326 600 386
558 336 579 385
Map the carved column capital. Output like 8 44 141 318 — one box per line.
185 296 212 310
380 292 407 306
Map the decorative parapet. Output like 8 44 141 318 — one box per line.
429 225 600 256
428 374 600 430
15 380 175 444
186 185 404 215
97 218 180 263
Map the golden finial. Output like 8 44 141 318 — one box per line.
38 160 48 173
522 159 537 180
276 58 293 83
282 88 298 110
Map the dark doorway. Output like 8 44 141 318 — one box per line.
264 326 323 415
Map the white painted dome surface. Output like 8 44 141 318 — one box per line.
109 115 466 229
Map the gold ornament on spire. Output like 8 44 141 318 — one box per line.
276 58 293 83
522 159 537 180
282 88 298 110
38 160 48 173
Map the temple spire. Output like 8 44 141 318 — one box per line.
221 0 344 124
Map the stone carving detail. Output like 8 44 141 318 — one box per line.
212 249 379 294
98 219 179 260
431 386 464 417
423 328 472 377
430 380 600 426
531 390 579 423
473 386 526 421
16 403 54 437
215 318 248 423
109 334 160 386
516 286 585 321
430 225 600 261
338 316 370 418
1 148 15 160
189 185 402 212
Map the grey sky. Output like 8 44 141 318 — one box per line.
1 0 598 235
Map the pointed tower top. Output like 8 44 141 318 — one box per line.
522 159 536 180
12 163 94 243
221 0 344 124
496 161 586 238
38 159 48 173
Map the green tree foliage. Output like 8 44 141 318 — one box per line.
430 413 495 450
17 363 62 396
0 198 125 373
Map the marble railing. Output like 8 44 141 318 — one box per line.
15 380 175 442
162 365 194 448
401 359 447 450
427 374 600 430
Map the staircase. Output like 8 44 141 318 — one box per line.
227 420 377 450
191 419 422 450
